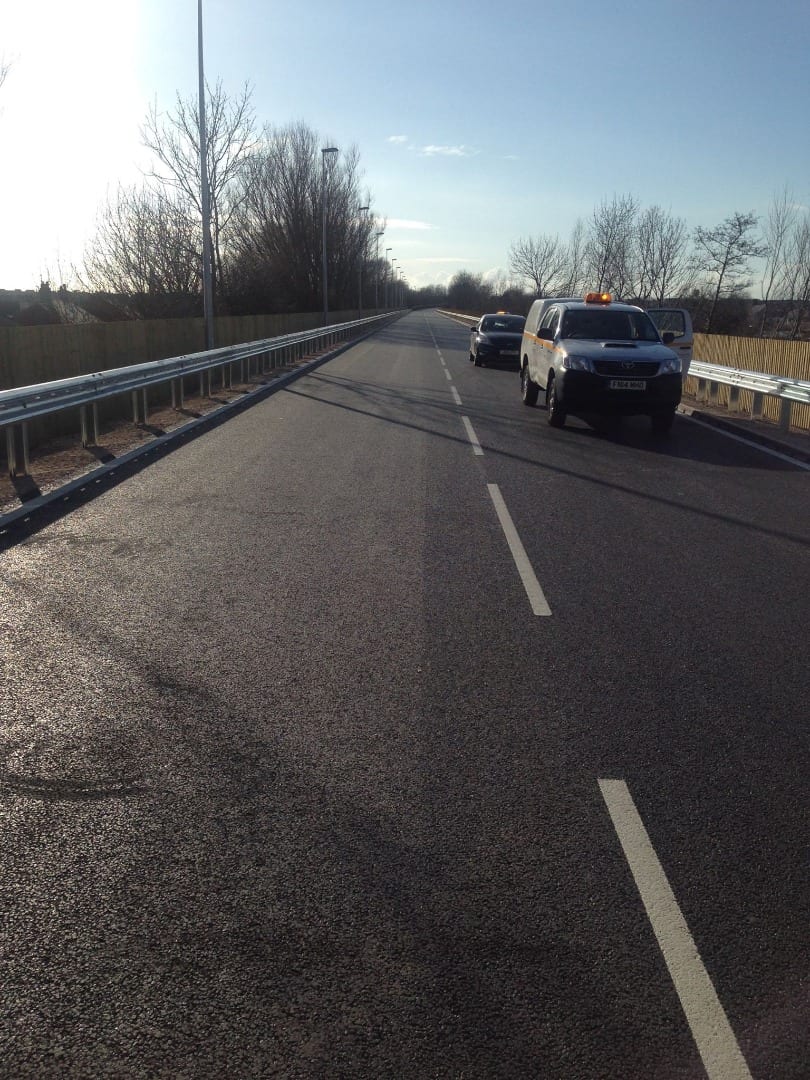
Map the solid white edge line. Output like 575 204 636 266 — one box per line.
486 484 551 616
461 416 484 456
682 413 810 470
451 386 462 406
598 779 753 1080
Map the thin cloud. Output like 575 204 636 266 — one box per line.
387 218 437 231
418 144 475 158
410 256 477 265
387 134 408 143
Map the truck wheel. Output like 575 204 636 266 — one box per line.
651 409 676 435
521 366 539 406
547 377 566 427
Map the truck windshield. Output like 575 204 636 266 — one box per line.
561 309 660 342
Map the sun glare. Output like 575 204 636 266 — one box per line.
2 1 142 286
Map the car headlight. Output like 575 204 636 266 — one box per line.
659 355 682 374
562 354 591 372
477 334 491 345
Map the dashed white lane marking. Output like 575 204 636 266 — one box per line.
486 484 551 616
444 368 452 381
461 416 484 456
682 413 810 471
598 779 753 1080
451 386 462 406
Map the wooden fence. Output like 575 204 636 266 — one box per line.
687 333 810 433
0 309 371 446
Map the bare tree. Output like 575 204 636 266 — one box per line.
632 206 693 303
141 81 256 303
509 234 568 296
81 185 201 316
585 194 639 296
447 270 487 314
778 214 810 338
557 219 587 296
692 211 767 333
758 187 797 335
226 123 376 313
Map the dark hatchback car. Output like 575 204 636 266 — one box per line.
469 313 526 367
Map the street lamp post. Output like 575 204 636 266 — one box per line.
357 205 369 318
375 231 384 310
384 247 392 308
197 0 214 349
321 146 339 326
391 259 397 308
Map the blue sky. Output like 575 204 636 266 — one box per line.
2 0 809 291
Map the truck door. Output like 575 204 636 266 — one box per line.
647 308 693 376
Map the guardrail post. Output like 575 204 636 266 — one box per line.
92 403 100 444
5 427 17 477
5 424 31 478
178 378 184 409
728 386 740 413
779 398 793 433
142 389 148 424
751 392 764 419
696 377 707 402
21 422 30 474
132 390 140 424
708 380 719 405
80 405 90 447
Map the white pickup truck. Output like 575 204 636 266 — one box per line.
519 294 693 433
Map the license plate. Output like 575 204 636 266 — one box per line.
502 349 518 357
608 379 646 390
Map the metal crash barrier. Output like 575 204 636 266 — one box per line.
688 360 810 434
1 313 400 478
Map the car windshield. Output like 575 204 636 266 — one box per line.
561 309 660 342
480 316 525 332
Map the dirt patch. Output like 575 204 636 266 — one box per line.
0 357 316 516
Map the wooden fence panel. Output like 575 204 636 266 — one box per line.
0 309 377 450
686 334 810 432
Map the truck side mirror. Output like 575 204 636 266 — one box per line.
662 331 675 345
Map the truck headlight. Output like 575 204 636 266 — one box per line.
563 354 591 372
659 356 682 374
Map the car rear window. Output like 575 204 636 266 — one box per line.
481 316 525 332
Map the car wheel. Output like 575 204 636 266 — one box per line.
651 408 676 435
547 377 566 427
521 365 539 406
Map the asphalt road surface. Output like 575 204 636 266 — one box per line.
1 310 808 1079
